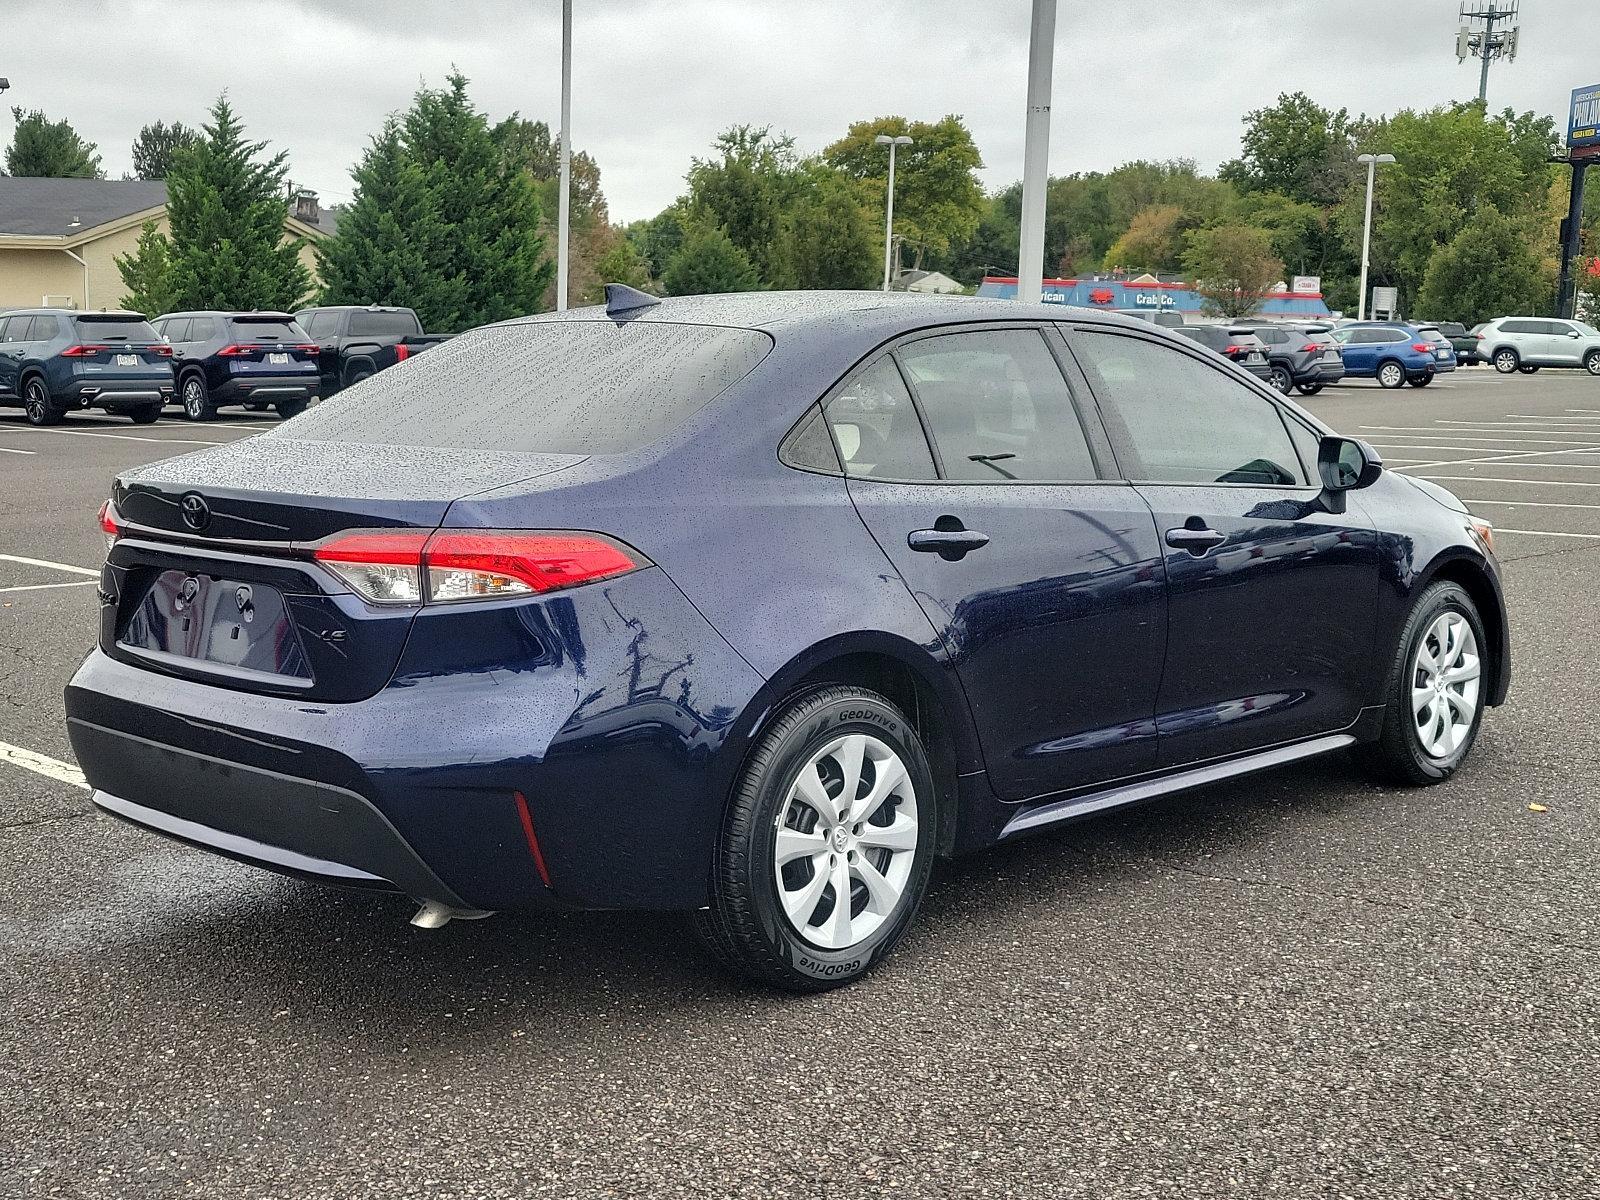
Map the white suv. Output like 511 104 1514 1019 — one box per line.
1476 317 1600 375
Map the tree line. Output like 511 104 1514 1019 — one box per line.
4 83 1598 324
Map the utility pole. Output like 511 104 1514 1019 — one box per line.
556 0 572 311
1016 0 1056 305
1456 3 1520 106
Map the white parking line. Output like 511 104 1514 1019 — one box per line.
0 553 99 576
1406 475 1600 488
1440 418 1600 428
1367 443 1600 456
0 579 98 595
1358 427 1600 444
0 741 87 790
0 426 228 447
1494 528 1600 539
0 445 35 455
1463 498 1600 510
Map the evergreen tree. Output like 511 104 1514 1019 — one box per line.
784 170 877 290
319 73 552 331
591 236 653 292
114 220 179 315
662 221 762 295
5 107 103 178
130 121 201 180
165 96 309 311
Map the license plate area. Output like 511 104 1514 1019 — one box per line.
116 353 137 366
119 569 312 685
268 352 289 365
1246 352 1265 364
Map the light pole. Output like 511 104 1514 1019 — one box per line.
556 0 572 311
875 134 912 291
1356 153 1395 321
1017 0 1057 305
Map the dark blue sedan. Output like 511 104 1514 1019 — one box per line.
66 289 1510 990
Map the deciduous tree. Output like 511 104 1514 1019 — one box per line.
1417 205 1549 325
1182 225 1283 319
662 220 762 295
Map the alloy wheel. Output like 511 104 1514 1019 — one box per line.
772 732 920 951
1378 362 1404 388
24 381 47 423
183 378 205 419
1494 350 1517 373
1270 366 1292 393
1411 611 1480 759
1585 351 1600 376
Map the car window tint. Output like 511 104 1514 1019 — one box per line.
896 329 1096 482
1073 331 1305 487
30 315 59 340
305 312 334 337
7 316 34 341
1501 320 1537 334
347 310 417 337
74 316 159 341
165 318 191 342
823 357 936 481
1283 413 1324 482
230 319 299 341
284 320 772 455
1540 320 1574 336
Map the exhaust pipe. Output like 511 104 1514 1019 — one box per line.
410 900 494 930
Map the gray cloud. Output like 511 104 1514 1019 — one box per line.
2 0 1592 222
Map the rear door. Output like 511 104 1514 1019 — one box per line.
1066 326 1380 767
832 325 1168 799
1541 320 1583 364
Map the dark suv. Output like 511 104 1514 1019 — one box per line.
1173 324 1273 381
0 309 173 425
1246 323 1346 395
154 311 320 421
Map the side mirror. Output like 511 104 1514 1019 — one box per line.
1315 436 1382 513
1568 330 1582 338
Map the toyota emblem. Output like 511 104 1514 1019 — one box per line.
180 493 211 532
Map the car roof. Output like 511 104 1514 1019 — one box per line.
500 289 1157 340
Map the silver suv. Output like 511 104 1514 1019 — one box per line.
1476 317 1600 375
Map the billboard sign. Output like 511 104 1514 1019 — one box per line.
1569 84 1600 150
1292 275 1321 295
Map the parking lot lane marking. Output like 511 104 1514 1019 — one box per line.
0 445 34 454
0 554 99 576
0 579 98 595
1407 475 1600 488
0 741 88 791
1493 528 1600 539
1356 427 1600 444
1462 499 1600 510
1388 446 1600 471
0 427 227 447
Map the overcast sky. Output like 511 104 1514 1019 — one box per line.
4 0 1594 222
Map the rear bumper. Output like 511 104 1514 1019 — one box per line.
1294 358 1345 384
214 375 318 403
66 380 174 408
64 567 767 912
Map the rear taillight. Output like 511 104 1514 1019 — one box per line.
394 343 411 362
61 344 107 357
1301 342 1322 352
98 500 120 552
296 343 320 355
1412 342 1432 353
311 530 644 606
149 344 173 356
216 344 253 357
1222 344 1245 355
1475 332 1485 340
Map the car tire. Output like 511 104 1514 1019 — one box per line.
127 404 162 425
1268 364 1293 394
21 377 63 426
346 368 374 388
1492 348 1519 373
1408 373 1433 387
275 397 309 420
180 374 215 421
1376 360 1406 389
1585 349 1600 376
694 685 937 991
1295 382 1323 396
1358 581 1488 787
1518 365 1540 374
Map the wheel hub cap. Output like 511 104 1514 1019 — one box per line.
773 732 920 952
1411 612 1481 759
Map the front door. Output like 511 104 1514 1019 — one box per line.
1067 326 1380 767
0 315 30 397
825 328 1167 799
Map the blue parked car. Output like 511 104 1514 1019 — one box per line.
0 309 174 424
1329 321 1457 388
153 311 321 421
68 289 1509 990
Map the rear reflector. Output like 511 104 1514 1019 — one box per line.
394 343 411 363
312 529 645 606
97 499 120 552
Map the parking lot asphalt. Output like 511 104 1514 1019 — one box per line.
3 372 1599 1199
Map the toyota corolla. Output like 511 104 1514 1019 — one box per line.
66 288 1509 990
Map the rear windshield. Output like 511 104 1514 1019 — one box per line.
229 318 302 340
347 310 419 338
75 315 157 341
282 320 773 454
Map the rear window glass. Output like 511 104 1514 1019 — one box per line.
347 310 419 338
282 320 773 455
229 319 302 340
75 315 157 341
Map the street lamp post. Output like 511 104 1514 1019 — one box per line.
556 0 572 311
1356 152 1396 321
875 134 912 292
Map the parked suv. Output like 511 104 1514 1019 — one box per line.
1329 322 1454 388
1173 324 1273 381
1429 321 1478 364
154 311 320 421
1245 323 1346 395
1475 317 1600 375
292 305 451 398
0 309 173 425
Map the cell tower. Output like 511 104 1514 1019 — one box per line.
1456 3 1521 106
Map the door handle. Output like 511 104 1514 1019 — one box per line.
1164 525 1227 555
909 525 989 560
